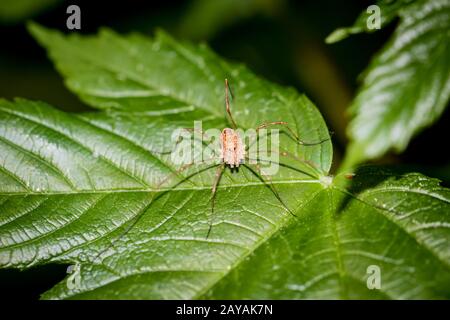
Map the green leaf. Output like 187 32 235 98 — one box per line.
1 25 449 299
325 0 417 43
336 0 450 168
28 22 332 174
206 167 450 299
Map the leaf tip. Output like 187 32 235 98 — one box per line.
26 20 46 39
325 28 349 44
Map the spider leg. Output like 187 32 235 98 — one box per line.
246 155 318 180
175 128 209 150
244 125 326 176
146 128 209 156
242 162 297 218
255 121 329 146
181 127 207 138
206 163 225 238
92 159 221 264
244 133 323 177
157 157 221 189
156 162 197 189
179 127 219 161
258 147 323 177
225 79 238 129
146 148 175 155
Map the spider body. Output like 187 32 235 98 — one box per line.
220 128 245 168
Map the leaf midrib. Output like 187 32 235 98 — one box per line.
0 179 323 196
47 184 419 300
38 185 327 299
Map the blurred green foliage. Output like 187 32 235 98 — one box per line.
0 0 62 24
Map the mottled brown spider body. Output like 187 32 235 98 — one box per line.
220 128 245 168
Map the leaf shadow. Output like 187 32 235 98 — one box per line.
335 165 403 214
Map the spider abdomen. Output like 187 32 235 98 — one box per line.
220 128 245 167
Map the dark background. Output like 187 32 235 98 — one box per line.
0 0 448 300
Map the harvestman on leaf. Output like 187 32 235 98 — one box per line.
158 79 329 238
93 79 329 264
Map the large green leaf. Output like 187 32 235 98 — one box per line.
205 167 450 299
328 0 450 168
0 25 449 299
28 23 331 174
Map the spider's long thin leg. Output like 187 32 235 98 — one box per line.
181 127 207 137
179 127 218 160
146 148 174 155
258 147 323 177
92 160 221 264
207 163 225 238
156 162 197 189
244 125 327 175
146 128 208 156
246 155 319 181
174 127 209 149
244 133 323 178
157 157 220 189
255 121 329 146
225 79 238 129
242 162 296 218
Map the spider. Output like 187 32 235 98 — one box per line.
93 79 328 263
157 79 327 238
